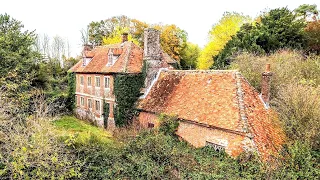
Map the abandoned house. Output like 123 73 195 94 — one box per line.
137 65 285 159
70 28 285 159
69 29 176 128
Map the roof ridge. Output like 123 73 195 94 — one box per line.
235 72 249 133
164 69 239 74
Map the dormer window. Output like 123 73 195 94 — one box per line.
83 57 92 66
107 48 121 66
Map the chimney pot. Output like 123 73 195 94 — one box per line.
83 44 93 52
265 63 270 72
122 32 128 43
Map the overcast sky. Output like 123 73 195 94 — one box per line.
1 0 319 56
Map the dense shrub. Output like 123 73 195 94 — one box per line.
273 84 320 149
158 114 179 136
0 118 81 179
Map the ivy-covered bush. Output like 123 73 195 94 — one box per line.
158 114 179 136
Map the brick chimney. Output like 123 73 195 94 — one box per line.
261 63 272 107
143 28 163 89
122 32 128 43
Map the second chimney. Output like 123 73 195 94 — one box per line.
261 63 272 107
122 32 128 43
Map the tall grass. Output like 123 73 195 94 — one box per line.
230 50 320 149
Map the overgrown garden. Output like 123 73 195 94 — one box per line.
1 3 320 179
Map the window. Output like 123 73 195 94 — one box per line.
88 99 92 109
75 95 77 105
80 97 84 106
95 76 100 87
104 76 110 89
88 76 92 86
205 141 225 152
95 100 101 111
148 122 154 128
80 76 84 85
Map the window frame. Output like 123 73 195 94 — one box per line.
88 98 92 109
95 76 100 87
87 76 92 87
80 75 84 86
80 96 85 107
104 76 110 89
95 100 101 113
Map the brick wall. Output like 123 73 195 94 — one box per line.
176 122 245 157
75 73 115 121
138 112 159 128
138 112 246 157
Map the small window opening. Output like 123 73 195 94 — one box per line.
147 122 154 128
206 141 225 152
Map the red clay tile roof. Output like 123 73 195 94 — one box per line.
69 42 144 74
138 70 242 131
240 76 285 159
138 70 285 158
70 42 177 74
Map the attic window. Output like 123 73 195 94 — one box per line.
82 57 92 66
205 141 226 152
107 49 120 66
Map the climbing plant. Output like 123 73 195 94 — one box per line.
102 101 110 129
113 74 144 126
66 72 76 112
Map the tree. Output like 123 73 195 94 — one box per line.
0 14 40 120
102 26 139 46
51 35 66 68
88 15 147 46
156 24 188 62
294 4 319 20
212 7 307 69
305 20 320 54
197 12 251 69
180 42 200 69
80 27 89 45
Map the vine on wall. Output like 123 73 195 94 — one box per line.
103 101 110 129
113 73 144 127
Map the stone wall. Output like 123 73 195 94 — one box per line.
143 28 163 89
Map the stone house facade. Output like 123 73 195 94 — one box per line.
69 29 176 128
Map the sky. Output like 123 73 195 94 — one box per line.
1 0 319 57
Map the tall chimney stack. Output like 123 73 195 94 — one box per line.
122 32 128 43
143 28 162 88
261 63 272 107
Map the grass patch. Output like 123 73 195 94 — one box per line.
53 116 113 146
